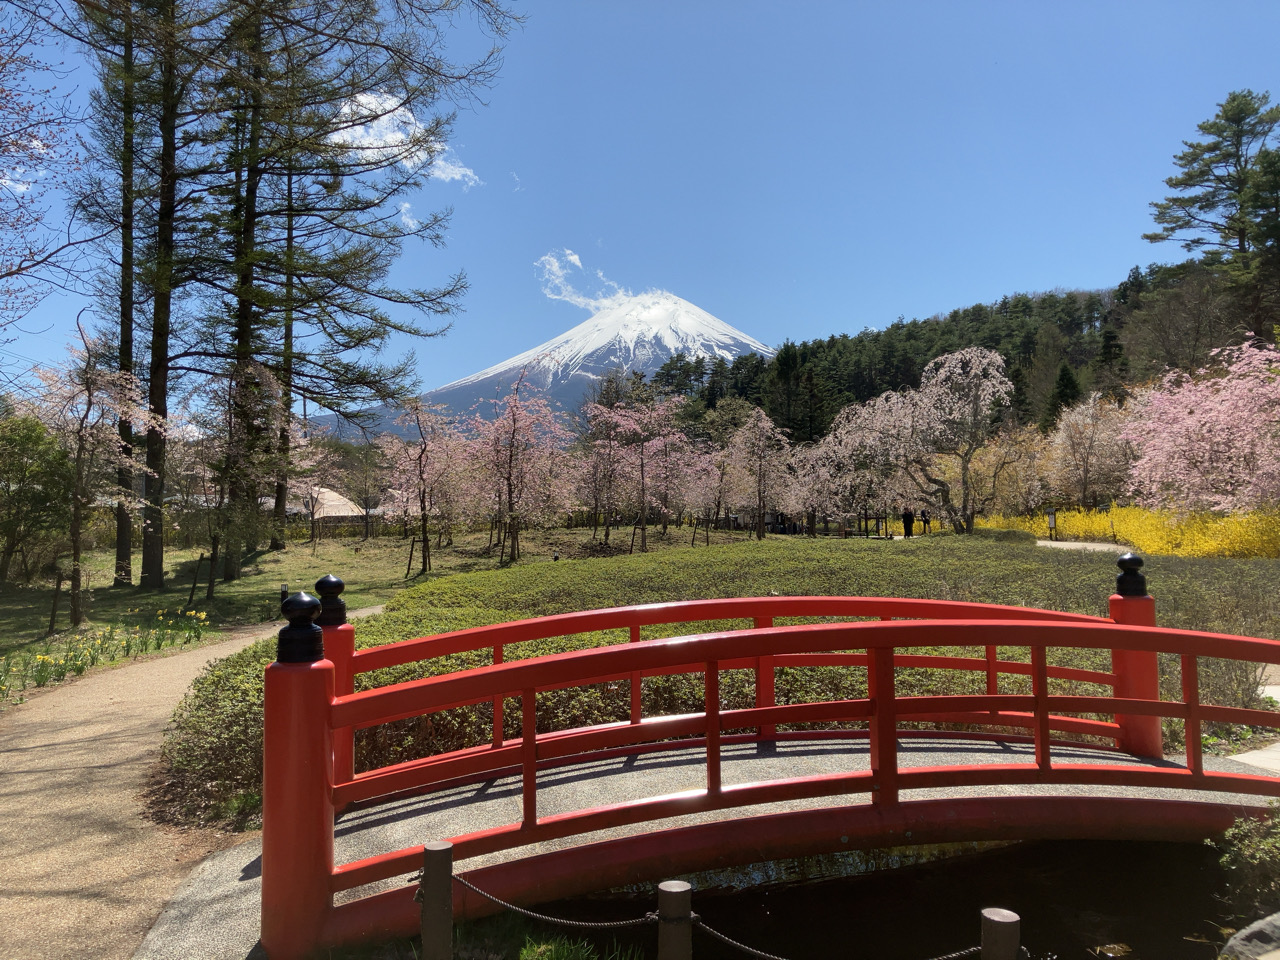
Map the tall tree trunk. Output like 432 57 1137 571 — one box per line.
206 534 219 601
419 495 431 574
141 9 177 590
638 449 647 553
114 9 136 587
224 34 266 583
270 167 296 551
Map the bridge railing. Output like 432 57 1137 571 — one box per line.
260 556 1280 959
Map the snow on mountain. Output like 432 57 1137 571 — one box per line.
421 290 774 415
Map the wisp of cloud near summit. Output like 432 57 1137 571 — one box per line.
535 249 633 313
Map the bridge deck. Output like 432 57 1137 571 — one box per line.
332 736 1269 900
134 738 1273 960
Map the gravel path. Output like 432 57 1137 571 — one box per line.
0 609 382 960
1035 539 1125 552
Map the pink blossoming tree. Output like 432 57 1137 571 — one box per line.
1124 341 1280 511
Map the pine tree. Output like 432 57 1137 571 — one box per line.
1039 362 1081 433
1144 89 1280 254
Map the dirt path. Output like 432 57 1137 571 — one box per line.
1035 539 1125 553
0 609 382 960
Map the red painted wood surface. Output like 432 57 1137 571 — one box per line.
263 593 1280 959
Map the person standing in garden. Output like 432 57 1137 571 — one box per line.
902 506 915 538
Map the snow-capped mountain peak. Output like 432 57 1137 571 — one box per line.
439 290 773 394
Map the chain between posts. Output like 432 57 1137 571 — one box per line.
692 918 793 960
917 947 1031 960
442 873 658 930
424 873 1028 960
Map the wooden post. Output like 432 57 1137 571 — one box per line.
657 880 693 960
317 575 356 799
187 553 204 607
1109 554 1163 759
47 570 63 635
869 645 898 807
261 592 334 960
981 907 1020 960
419 841 453 960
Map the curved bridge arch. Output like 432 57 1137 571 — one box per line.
260 589 1280 958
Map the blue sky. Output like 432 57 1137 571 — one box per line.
9 1 1280 393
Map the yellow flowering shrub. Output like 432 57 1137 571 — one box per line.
978 506 1280 559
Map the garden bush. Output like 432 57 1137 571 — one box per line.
979 506 1280 559
1215 802 1280 920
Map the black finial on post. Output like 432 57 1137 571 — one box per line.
315 574 347 627
277 591 324 663
1115 553 1148 597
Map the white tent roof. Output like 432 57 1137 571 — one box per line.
302 486 362 518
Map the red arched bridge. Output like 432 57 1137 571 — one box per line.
259 555 1280 959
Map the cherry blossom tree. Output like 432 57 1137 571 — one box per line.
35 329 155 624
590 395 688 552
385 401 462 573
1124 341 1280 511
681 441 721 545
471 379 574 562
991 423 1051 516
579 401 626 543
726 406 790 539
827 347 1015 533
814 408 895 529
1048 394 1133 507
784 443 835 536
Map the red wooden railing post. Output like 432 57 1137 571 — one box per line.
869 645 898 807
754 617 775 739
317 575 356 796
262 591 335 960
706 661 721 794
522 687 537 826
1109 553 1164 759
492 644 505 747
629 624 642 724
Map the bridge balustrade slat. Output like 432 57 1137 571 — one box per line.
1183 653 1203 776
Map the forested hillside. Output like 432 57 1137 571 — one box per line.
656 257 1273 443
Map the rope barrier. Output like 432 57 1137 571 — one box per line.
449 874 658 931
920 947 981 960
694 917 793 960
429 873 1032 960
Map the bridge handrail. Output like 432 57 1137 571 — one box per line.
332 619 1280 730
317 617 1280 909
345 596 1111 677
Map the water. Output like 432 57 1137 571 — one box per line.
544 840 1231 959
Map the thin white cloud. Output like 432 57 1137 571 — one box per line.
431 146 482 190
535 249 631 311
398 202 419 229
331 93 481 188
510 171 524 192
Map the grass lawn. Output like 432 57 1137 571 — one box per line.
0 522 743 658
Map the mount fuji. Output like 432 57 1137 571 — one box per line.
417 291 774 418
